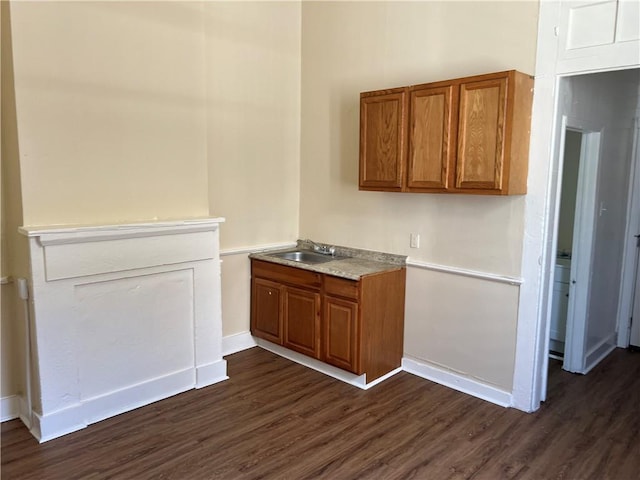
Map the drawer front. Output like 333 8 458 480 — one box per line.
252 259 322 289
324 275 359 300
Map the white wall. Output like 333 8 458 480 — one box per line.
300 1 538 391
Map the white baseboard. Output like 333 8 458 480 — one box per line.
222 331 257 356
1 395 21 422
33 363 228 443
402 357 513 408
196 359 229 388
256 339 401 390
584 339 617 375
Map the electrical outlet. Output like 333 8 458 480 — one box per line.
410 233 420 249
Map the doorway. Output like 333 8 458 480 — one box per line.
546 69 640 379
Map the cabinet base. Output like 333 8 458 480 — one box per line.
255 338 401 390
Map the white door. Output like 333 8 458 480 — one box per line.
563 127 602 374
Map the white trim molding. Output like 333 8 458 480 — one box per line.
407 259 523 286
19 217 225 246
402 357 513 408
220 242 297 257
1 395 21 422
256 339 402 390
223 332 257 356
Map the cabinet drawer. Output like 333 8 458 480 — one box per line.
324 275 359 300
252 259 322 289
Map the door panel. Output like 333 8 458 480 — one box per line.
359 90 407 190
251 278 282 344
456 77 507 191
407 85 455 190
283 287 321 359
324 296 360 374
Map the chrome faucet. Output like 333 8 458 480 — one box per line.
305 239 336 256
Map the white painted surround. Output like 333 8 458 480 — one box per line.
19 218 227 442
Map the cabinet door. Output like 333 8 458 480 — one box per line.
359 89 407 191
251 278 283 344
323 296 360 374
456 75 508 192
407 84 456 191
283 286 321 359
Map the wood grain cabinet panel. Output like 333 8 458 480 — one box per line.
250 259 406 383
324 296 360 374
359 70 533 195
251 278 283 344
283 287 321 359
359 89 407 191
407 84 456 191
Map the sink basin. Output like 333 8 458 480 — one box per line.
270 250 345 264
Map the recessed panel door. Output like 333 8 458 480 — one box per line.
324 296 360 374
251 278 283 344
360 90 407 191
407 84 456 191
283 287 321 359
456 76 507 191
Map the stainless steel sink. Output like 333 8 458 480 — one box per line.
270 250 346 264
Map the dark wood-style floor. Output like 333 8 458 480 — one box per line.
2 347 640 480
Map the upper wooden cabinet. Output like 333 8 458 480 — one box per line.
359 70 534 195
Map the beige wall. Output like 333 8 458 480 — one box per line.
300 1 538 275
205 2 301 337
2 0 28 401
405 268 519 389
300 1 538 390
220 253 252 337
1 1 213 402
206 1 301 250
2 1 539 401
10 1 210 227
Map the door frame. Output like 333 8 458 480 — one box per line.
616 118 640 347
511 0 640 412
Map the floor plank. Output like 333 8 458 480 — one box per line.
2 347 639 479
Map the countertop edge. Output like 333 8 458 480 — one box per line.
249 244 406 281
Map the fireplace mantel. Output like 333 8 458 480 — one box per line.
20 217 226 442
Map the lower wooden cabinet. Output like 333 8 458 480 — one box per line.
250 259 406 382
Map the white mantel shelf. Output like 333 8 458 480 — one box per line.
19 217 225 246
